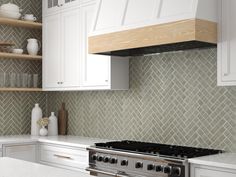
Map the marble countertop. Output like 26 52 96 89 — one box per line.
189 153 236 170
0 157 90 177
38 136 108 148
0 135 108 149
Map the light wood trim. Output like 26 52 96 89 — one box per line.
195 19 217 44
0 88 43 92
89 19 217 54
0 17 42 29
0 52 42 61
0 41 14 46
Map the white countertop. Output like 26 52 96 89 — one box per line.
189 153 236 170
38 136 108 148
0 157 90 177
0 135 108 149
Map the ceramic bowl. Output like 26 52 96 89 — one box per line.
0 10 21 19
12 49 23 54
0 3 21 13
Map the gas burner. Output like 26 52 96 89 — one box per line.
95 140 222 159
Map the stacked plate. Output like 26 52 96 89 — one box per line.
0 3 21 19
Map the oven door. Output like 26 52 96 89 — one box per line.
86 167 131 177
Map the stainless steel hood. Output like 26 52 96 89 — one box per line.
88 0 218 56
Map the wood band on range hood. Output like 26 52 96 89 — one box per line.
88 19 217 56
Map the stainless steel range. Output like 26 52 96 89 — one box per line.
86 141 222 177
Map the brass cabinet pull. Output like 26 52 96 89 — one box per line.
53 154 73 160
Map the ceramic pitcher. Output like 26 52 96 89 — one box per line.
27 38 40 55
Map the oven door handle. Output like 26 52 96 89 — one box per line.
86 167 130 177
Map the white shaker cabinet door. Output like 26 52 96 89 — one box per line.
193 167 236 177
2 144 37 163
218 0 236 86
81 3 110 88
60 8 81 88
43 14 62 89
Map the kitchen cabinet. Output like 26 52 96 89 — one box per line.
2 143 37 163
43 14 61 88
217 0 236 86
39 143 89 173
43 0 129 91
191 164 236 177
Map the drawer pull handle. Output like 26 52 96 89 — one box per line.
54 154 73 160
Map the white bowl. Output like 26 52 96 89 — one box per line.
12 49 23 54
0 3 21 13
0 10 21 19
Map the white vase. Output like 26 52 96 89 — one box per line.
31 103 42 136
48 112 58 136
27 38 40 55
39 126 48 136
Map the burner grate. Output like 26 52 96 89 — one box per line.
95 140 223 159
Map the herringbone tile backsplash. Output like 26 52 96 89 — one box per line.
0 0 47 135
1 1 236 153
48 48 236 152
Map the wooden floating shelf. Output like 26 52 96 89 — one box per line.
0 41 14 46
0 17 42 29
0 52 42 61
0 88 43 92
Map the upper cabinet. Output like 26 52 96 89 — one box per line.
217 0 236 86
43 0 129 91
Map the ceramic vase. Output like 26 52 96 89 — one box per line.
27 38 40 55
31 103 42 136
39 126 48 136
48 112 58 136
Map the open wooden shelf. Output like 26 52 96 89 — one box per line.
0 52 42 61
0 88 43 92
0 17 42 29
0 41 14 46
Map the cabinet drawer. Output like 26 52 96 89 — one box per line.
194 167 236 177
2 143 37 162
39 144 88 171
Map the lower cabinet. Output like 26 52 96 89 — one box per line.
39 143 89 173
191 164 236 177
2 143 37 163
1 141 90 173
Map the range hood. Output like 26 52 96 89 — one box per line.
88 0 218 56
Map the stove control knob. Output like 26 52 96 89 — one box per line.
156 165 163 172
97 156 103 162
121 160 128 166
103 156 110 163
147 164 155 171
109 158 117 164
135 162 143 169
163 166 172 174
91 154 97 161
172 167 181 176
